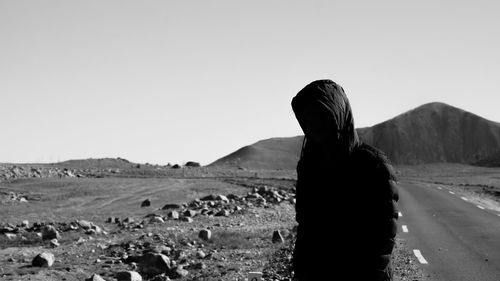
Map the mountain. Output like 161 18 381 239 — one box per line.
360 102 500 164
209 136 304 170
210 102 500 169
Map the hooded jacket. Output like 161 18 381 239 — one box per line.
291 79 399 281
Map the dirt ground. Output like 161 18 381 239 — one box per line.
3 164 497 280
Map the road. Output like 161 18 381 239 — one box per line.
398 182 500 281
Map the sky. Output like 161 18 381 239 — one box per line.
1 0 499 165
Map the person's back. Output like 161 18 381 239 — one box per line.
291 79 399 280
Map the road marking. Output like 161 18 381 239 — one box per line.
402 225 409 233
461 197 468 201
413 249 429 264
449 191 455 195
398 212 403 217
477 205 485 210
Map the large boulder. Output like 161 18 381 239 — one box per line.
138 253 171 276
42 225 60 240
32 252 55 267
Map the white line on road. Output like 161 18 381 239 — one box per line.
449 191 455 195
413 249 429 264
477 205 485 210
402 225 409 233
461 197 468 201
398 212 403 217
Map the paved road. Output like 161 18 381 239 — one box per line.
398 182 500 281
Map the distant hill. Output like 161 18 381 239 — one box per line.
210 102 500 169
208 136 304 170
54 158 136 169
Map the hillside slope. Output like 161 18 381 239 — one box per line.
211 102 500 169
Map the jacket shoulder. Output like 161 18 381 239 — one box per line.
351 143 396 181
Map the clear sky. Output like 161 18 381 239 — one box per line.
1 0 499 165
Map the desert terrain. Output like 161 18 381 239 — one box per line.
0 161 437 281
2 161 499 281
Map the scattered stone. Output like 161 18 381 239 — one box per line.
216 194 229 203
106 217 115 223
78 220 93 230
183 210 197 217
170 266 189 278
215 210 230 217
42 225 60 240
50 239 60 248
21 220 29 228
116 271 142 281
180 217 193 223
272 230 284 244
86 274 106 281
167 211 179 220
5 233 16 240
150 216 165 224
198 229 211 241
192 262 206 270
162 204 182 210
141 199 151 207
32 252 55 267
185 161 200 167
138 253 171 276
196 250 206 259
151 275 171 281
200 194 217 201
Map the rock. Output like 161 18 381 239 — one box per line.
150 216 165 224
183 210 197 217
150 275 171 281
215 210 230 217
50 239 60 248
19 197 28 203
167 211 179 220
216 195 229 203
200 194 217 201
116 271 142 281
32 252 55 267
180 217 193 223
141 199 151 207
21 220 29 228
170 266 189 278
78 220 93 230
86 274 106 281
185 161 200 167
154 245 172 255
5 233 17 240
192 262 206 270
196 250 206 259
106 217 115 223
42 225 60 240
198 229 211 241
138 253 171 276
123 217 134 223
272 230 284 244
162 204 182 210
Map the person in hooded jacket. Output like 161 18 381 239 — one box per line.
291 79 399 281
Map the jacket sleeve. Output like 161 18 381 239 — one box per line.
364 160 399 273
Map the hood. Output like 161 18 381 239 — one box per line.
292 79 359 155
